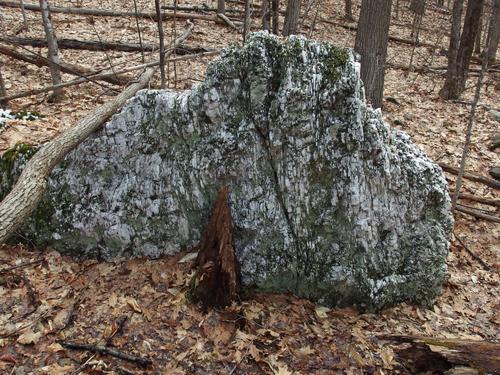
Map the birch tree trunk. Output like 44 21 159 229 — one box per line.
354 0 393 109
283 0 301 36
39 0 63 102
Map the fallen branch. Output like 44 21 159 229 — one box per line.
449 191 500 207
58 341 152 368
439 163 500 190
454 204 500 223
0 44 127 85
453 230 491 271
1 36 158 53
0 259 43 275
217 13 239 30
0 50 218 102
0 22 193 245
0 0 236 25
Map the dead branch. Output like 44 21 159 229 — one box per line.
0 50 218 102
0 0 236 25
58 341 152 368
190 186 241 310
449 191 500 207
0 22 194 245
0 259 43 274
454 204 500 223
217 13 239 30
0 44 127 85
453 230 491 271
439 163 500 190
1 36 157 52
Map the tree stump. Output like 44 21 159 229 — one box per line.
190 186 241 310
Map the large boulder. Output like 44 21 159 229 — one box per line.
0 33 453 310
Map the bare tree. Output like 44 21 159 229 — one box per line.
20 0 28 30
217 0 225 14
154 0 166 89
243 0 251 42
344 0 354 21
39 0 63 101
474 10 483 55
486 0 500 62
354 0 393 109
440 0 485 100
283 0 301 36
262 0 271 30
0 67 7 108
272 0 280 34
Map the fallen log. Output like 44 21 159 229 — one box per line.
0 50 219 102
455 204 500 223
189 186 241 310
0 44 127 85
450 191 500 207
0 22 194 245
0 0 237 25
1 36 157 53
381 335 500 374
439 163 500 190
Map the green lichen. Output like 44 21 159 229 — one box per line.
322 45 349 83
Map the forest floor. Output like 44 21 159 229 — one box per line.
0 0 499 374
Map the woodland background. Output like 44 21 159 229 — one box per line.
0 0 499 373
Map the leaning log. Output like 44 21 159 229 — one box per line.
189 186 241 310
0 22 194 245
0 44 128 85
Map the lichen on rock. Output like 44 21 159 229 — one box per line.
0 32 453 310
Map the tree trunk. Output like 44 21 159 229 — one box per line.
262 0 271 30
217 0 225 13
283 0 301 36
189 186 241 310
272 0 280 34
486 0 500 62
354 0 393 109
39 0 63 102
154 0 166 89
344 0 354 20
0 68 7 108
0 22 193 245
440 0 485 99
243 0 251 42
20 0 28 30
474 11 482 55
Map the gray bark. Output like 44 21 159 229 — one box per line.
486 0 500 62
0 68 7 108
39 0 63 101
354 0 393 109
154 0 166 89
243 0 251 42
20 0 28 29
262 0 271 30
272 0 280 34
283 0 301 36
440 0 485 99
217 0 225 13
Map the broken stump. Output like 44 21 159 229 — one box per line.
189 186 241 310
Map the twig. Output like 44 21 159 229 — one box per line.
453 230 491 271
58 341 152 368
132 0 144 62
0 259 42 274
19 273 40 308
